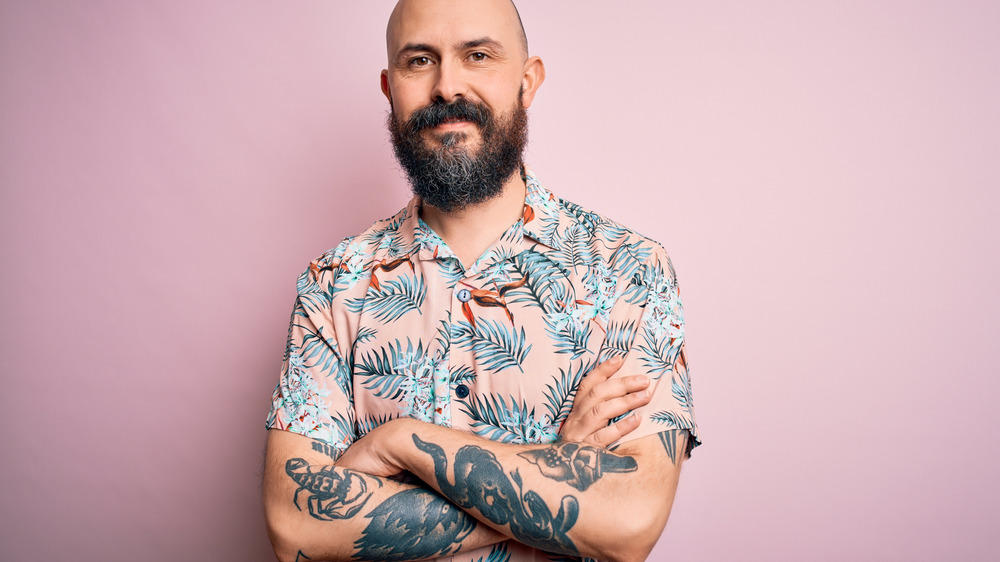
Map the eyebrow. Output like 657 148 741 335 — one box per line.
394 37 506 63
459 38 505 54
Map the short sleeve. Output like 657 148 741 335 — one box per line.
606 246 701 454
265 252 357 458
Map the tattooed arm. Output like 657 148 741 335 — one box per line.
263 429 509 562
264 356 651 562
336 419 688 562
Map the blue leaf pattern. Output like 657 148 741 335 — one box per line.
266 168 700 562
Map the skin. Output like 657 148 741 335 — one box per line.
334 420 684 561
263 2 683 561
264 358 656 561
381 0 545 267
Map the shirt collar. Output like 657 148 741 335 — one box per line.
392 166 562 270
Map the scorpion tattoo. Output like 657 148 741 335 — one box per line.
285 458 380 521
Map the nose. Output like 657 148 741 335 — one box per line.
431 59 467 103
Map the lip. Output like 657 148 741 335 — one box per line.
433 119 475 130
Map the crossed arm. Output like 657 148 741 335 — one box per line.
263 358 687 562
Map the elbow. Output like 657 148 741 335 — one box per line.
265 494 328 562
265 509 301 562
599 504 670 562
265 504 351 562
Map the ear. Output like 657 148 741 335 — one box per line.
380 69 392 103
519 56 546 108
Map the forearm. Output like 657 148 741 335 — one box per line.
387 420 680 562
263 432 507 562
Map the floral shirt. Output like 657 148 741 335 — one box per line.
266 169 700 562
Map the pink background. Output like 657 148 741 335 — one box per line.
2 1 998 560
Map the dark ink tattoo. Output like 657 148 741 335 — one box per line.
294 550 311 561
285 458 380 521
657 430 680 465
518 442 637 491
413 434 580 555
310 439 340 460
353 488 477 561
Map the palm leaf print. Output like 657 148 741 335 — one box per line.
346 274 425 323
596 220 632 247
651 409 692 429
602 319 638 359
296 322 348 384
350 326 379 362
431 318 453 353
459 393 555 444
544 313 593 359
621 274 647 305
356 412 396 437
637 329 677 379
506 249 571 310
452 319 531 374
671 367 694 411
607 242 652 284
552 224 597 272
359 211 407 245
438 258 466 289
354 339 419 402
450 365 477 384
542 360 593 423
355 341 398 379
330 412 356 443
296 275 333 315
560 199 601 237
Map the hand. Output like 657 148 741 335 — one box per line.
558 356 652 448
335 418 411 477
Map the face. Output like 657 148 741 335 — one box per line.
382 0 544 210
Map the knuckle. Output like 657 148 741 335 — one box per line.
590 403 604 419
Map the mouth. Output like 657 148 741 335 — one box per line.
434 116 474 129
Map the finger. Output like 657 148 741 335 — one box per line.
587 412 641 448
582 376 650 421
578 356 623 393
585 386 653 425
591 374 650 401
578 372 646 416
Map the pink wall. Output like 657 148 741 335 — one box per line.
2 1 997 560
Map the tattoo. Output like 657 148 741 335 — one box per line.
285 458 380 520
413 434 580 555
518 442 636 491
310 439 339 460
353 488 477 561
294 550 311 562
657 430 680 465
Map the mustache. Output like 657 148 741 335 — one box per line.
404 98 491 132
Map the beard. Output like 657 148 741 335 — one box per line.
388 92 527 213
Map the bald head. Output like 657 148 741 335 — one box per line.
386 0 529 63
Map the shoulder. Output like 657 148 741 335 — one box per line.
542 190 676 283
297 205 414 295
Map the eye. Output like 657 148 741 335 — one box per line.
409 56 432 67
469 52 489 62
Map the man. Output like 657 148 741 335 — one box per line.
263 1 699 561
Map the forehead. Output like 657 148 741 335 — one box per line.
386 0 520 56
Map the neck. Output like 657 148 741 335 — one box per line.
420 169 526 269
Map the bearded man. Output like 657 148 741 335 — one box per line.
263 1 700 561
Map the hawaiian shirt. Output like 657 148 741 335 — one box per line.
266 169 700 562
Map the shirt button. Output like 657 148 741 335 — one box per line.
455 384 470 398
457 288 472 302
